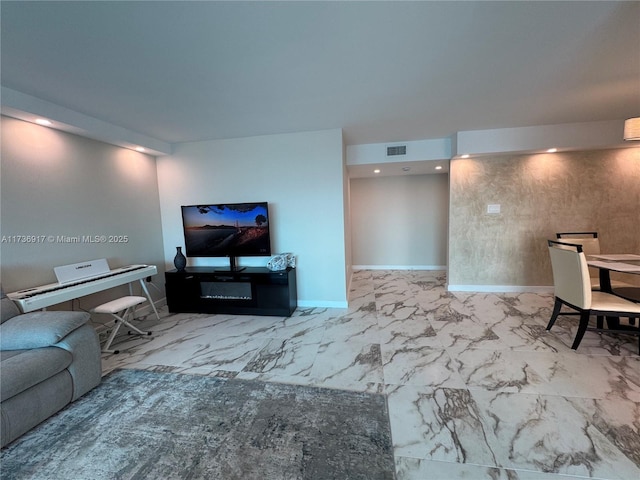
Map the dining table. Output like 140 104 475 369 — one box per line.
587 254 640 297
587 254 640 331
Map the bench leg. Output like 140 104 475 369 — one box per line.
101 306 151 354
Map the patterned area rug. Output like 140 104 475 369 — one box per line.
1 369 395 480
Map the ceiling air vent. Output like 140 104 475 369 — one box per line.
386 145 406 156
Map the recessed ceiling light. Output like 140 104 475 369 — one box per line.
35 118 52 126
547 148 557 153
374 169 381 174
435 166 442 170
460 154 470 159
135 147 146 152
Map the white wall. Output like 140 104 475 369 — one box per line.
156 128 348 307
454 120 626 156
343 147 353 294
0 116 166 308
350 174 449 269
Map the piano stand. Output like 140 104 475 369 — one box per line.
92 296 152 354
137 278 160 320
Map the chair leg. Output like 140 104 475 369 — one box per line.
571 311 591 350
596 316 604 329
546 298 563 330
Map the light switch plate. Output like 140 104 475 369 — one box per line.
487 204 501 214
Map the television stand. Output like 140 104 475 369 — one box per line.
165 266 297 316
227 255 244 272
213 267 245 273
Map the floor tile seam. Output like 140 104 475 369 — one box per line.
250 333 326 346
313 375 385 391
184 331 288 344
269 373 385 392
380 339 450 357
439 344 561 358
236 371 316 385
253 372 387 394
394 455 553 474
464 385 604 401
314 335 384 352
384 383 604 404
383 383 472 396
137 364 238 378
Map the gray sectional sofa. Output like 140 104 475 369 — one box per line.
0 286 102 447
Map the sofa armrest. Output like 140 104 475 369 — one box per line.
0 311 90 350
54 323 102 400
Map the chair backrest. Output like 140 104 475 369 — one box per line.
555 232 600 279
555 232 600 256
556 232 598 239
547 240 592 309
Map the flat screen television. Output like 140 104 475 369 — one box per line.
181 202 271 271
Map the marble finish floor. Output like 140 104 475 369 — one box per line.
100 270 640 480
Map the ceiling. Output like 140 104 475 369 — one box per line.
1 1 639 150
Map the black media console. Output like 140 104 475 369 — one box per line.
165 266 297 316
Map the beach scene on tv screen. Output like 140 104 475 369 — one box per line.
182 203 270 257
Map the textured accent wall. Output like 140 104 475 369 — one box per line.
449 148 640 288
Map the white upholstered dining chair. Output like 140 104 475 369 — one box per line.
555 232 633 291
546 240 640 354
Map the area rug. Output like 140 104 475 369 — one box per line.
1 369 395 480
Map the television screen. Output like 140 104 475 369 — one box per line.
181 202 271 258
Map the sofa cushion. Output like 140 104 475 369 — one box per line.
0 311 90 350
0 347 73 401
1 286 21 324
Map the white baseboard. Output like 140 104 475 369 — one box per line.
353 265 447 271
297 300 349 309
447 285 554 294
134 297 167 318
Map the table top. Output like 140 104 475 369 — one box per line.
589 254 640 261
587 255 640 274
